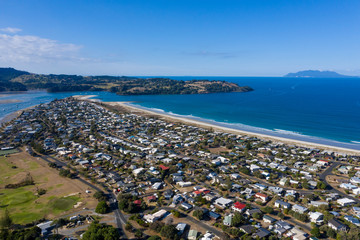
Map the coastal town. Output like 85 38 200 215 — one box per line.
1 97 360 240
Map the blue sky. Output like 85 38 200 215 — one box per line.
0 0 359 76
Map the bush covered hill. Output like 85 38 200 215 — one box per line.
0 67 253 95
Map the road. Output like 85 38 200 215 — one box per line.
37 154 128 239
319 161 360 204
161 207 226 239
37 153 353 238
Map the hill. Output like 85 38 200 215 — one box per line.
284 70 358 78
0 67 253 94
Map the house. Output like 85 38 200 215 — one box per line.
263 215 276 223
350 177 360 185
253 228 271 239
232 202 246 212
230 173 240 179
268 186 284 195
246 208 262 217
176 223 187 234
147 195 157 202
274 220 293 235
328 218 348 231
163 189 173 199
240 225 255 234
253 183 267 191
290 227 308 240
143 209 168 223
133 168 145 176
292 204 308 214
338 165 352 175
223 215 232 226
200 232 216 240
177 181 192 187
188 229 198 240
309 212 324 224
340 183 357 190
214 197 233 208
344 215 360 226
274 200 291 209
36 221 54 236
337 198 356 207
309 201 328 208
152 182 163 190
208 211 221 220
180 202 193 210
159 164 170 171
255 192 269 203
250 164 261 172
204 193 218 202
279 178 288 186
353 206 360 215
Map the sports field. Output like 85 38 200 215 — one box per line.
0 150 97 224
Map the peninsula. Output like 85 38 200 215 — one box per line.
0 67 253 95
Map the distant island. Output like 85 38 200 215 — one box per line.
0 67 253 95
284 70 359 78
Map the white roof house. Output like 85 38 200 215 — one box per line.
309 212 324 224
214 197 233 208
337 198 356 207
133 168 145 176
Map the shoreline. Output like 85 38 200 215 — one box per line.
102 101 360 155
2 93 360 155
0 105 37 126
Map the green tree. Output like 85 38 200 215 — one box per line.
93 191 107 201
0 209 12 229
317 181 327 190
147 236 162 240
253 212 263 220
232 212 245 227
261 206 274 214
160 225 178 239
193 209 204 220
310 227 321 238
82 222 119 240
95 201 109 214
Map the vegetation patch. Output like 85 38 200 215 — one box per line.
49 196 80 212
5 173 34 189
0 149 19 156
0 188 36 207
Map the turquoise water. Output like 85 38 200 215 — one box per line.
1 77 360 149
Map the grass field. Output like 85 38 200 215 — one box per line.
0 150 97 224
0 149 19 156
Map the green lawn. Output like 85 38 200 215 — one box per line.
50 196 80 214
0 149 19 156
0 156 81 224
0 188 81 224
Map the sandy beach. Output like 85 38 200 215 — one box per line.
102 101 360 155
72 95 99 101
0 99 22 104
0 105 37 126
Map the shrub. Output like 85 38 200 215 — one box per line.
95 201 109 214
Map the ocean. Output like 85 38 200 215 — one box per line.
1 77 360 149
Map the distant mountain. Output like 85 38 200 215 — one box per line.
0 67 253 95
284 70 358 78
0 67 30 82
0 68 30 91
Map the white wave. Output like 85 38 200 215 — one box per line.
274 129 304 136
351 141 360 144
